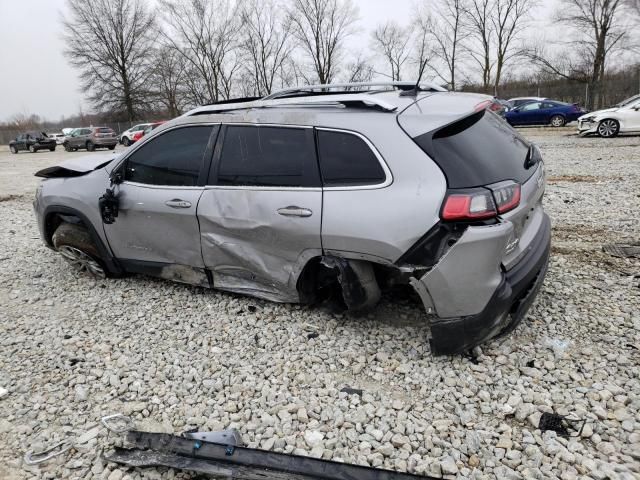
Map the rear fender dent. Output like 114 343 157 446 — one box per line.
411 222 513 319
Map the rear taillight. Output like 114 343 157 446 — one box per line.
441 189 497 221
441 182 521 221
492 181 521 214
474 100 493 112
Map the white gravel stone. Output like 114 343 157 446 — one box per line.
0 132 638 479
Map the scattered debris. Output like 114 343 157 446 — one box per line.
307 332 319 339
538 412 586 437
543 338 571 358
24 440 73 465
602 243 640 258
526 360 535 368
340 386 363 397
247 305 257 313
0 387 7 399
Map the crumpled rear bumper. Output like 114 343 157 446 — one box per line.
413 214 551 355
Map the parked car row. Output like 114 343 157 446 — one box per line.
9 132 57 153
120 121 166 146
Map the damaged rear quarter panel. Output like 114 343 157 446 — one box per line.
412 222 513 318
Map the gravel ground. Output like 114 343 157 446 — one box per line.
0 130 638 480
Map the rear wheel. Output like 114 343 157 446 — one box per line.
86 141 95 151
52 223 106 279
10 145 17 154
598 119 619 138
550 115 566 127
29 144 37 153
64 142 72 152
108 145 115 150
49 146 56 152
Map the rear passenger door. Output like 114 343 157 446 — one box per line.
198 124 322 302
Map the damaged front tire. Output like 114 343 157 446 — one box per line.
52 223 108 279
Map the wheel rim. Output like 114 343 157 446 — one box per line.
551 116 563 127
58 245 106 278
29 146 35 152
598 120 617 137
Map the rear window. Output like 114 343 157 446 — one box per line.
316 130 386 187
413 110 533 188
96 128 113 133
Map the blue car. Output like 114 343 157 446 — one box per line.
505 100 587 127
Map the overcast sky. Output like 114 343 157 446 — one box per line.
0 0 556 122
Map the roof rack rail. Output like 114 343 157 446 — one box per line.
263 81 446 100
185 94 399 116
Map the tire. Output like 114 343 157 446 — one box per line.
49 147 56 152
52 223 107 279
597 119 620 138
122 136 131 147
64 142 72 152
550 115 566 127
10 145 17 154
86 141 95 152
108 145 116 150
29 144 37 153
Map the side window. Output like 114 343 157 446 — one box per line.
521 102 541 111
215 125 319 187
316 130 386 187
542 102 555 109
124 126 214 186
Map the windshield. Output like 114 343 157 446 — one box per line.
616 94 640 107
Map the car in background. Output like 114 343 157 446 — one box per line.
63 127 118 152
48 132 66 145
505 100 587 127
508 96 547 108
119 123 152 146
130 121 166 143
9 132 57 153
577 94 640 138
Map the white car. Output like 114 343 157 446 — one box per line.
119 123 152 146
578 94 640 138
47 132 66 145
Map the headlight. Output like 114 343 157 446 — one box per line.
582 116 596 122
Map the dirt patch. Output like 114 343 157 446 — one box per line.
0 194 24 203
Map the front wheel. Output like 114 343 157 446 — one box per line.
86 141 95 152
108 145 115 150
550 115 566 127
64 142 72 152
10 145 18 154
598 119 620 138
49 146 56 152
122 137 131 147
29 145 37 153
52 223 107 279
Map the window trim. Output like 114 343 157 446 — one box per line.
113 123 219 189
316 127 393 191
206 123 322 191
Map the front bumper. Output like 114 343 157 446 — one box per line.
577 119 597 135
415 214 551 355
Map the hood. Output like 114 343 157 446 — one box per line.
579 107 618 119
35 153 117 178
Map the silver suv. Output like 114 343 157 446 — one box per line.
63 127 118 152
34 82 550 355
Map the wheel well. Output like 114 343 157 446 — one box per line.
44 213 84 246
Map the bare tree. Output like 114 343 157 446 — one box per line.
491 0 536 93
430 0 466 90
159 0 243 103
288 0 359 84
411 7 437 84
463 0 494 91
372 21 411 81
529 0 628 109
343 55 375 83
62 0 156 120
241 0 294 96
149 47 188 117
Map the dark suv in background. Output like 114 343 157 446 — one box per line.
9 132 57 153
63 127 117 152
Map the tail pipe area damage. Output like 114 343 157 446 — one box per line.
106 430 440 480
406 215 551 356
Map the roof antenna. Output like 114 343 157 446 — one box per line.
400 71 424 97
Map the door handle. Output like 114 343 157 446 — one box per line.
165 199 192 208
277 206 313 217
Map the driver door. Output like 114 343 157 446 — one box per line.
104 125 218 279
620 100 640 132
